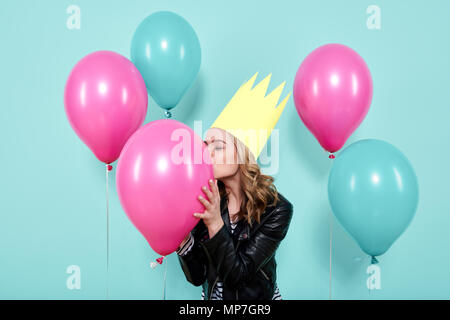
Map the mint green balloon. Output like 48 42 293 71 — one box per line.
328 139 419 262
131 11 201 112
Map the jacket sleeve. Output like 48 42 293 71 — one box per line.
201 201 293 290
176 232 195 256
177 226 208 287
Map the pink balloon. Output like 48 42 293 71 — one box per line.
293 44 373 153
64 51 148 164
116 119 214 256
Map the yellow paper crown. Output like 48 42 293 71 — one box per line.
211 72 291 159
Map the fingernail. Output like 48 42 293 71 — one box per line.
198 195 203 199
202 186 206 190
209 179 213 183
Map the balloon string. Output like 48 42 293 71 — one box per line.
105 164 111 300
328 153 334 300
368 258 372 297
329 210 333 300
162 255 167 300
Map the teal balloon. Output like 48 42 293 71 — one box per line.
131 11 201 111
328 139 419 260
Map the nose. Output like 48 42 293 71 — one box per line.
207 144 215 158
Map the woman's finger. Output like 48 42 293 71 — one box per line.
209 179 219 199
193 212 204 219
202 185 214 203
198 195 212 210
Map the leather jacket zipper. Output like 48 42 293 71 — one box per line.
210 241 242 300
207 205 285 300
234 241 241 300
260 268 270 281
200 241 219 301
209 276 219 300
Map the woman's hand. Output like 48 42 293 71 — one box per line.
194 179 224 239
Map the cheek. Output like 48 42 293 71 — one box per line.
211 146 238 177
210 149 228 165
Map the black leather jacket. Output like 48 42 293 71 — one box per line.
177 192 293 300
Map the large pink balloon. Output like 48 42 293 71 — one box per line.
116 119 214 256
64 51 148 164
293 44 373 153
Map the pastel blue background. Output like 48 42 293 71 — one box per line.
1 0 448 299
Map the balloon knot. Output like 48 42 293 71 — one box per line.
329 154 335 159
107 165 113 171
150 256 165 269
165 111 172 118
371 256 379 264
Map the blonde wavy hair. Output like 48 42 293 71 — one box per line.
217 135 279 226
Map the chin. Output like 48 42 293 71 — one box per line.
213 172 223 179
212 165 220 179
212 169 227 180
212 164 238 180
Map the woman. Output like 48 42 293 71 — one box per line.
176 127 293 300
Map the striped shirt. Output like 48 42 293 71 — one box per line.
177 220 282 300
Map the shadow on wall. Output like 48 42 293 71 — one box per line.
142 72 206 127
286 107 330 180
